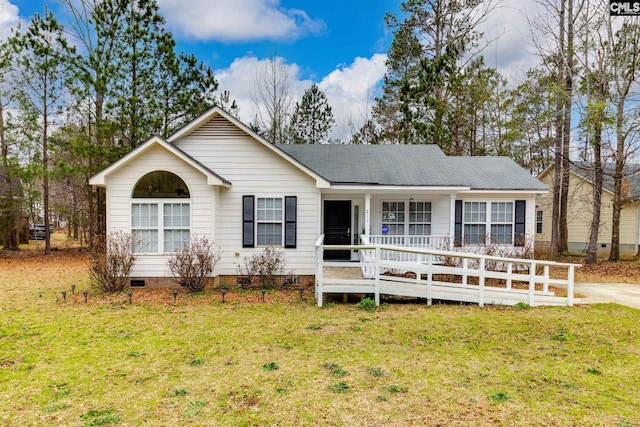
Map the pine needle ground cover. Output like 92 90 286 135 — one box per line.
1 252 639 426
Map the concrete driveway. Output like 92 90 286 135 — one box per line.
575 282 640 310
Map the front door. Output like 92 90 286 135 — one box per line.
323 200 351 260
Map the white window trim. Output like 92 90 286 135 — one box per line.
131 199 191 254
256 196 284 247
382 200 432 236
490 201 514 245
462 200 518 246
536 210 543 234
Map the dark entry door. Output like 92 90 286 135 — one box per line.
324 200 352 260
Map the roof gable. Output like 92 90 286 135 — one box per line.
168 107 330 188
88 136 231 187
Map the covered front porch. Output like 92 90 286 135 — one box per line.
320 188 537 261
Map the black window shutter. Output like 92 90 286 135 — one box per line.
242 195 255 248
454 200 463 246
514 200 526 247
284 196 297 248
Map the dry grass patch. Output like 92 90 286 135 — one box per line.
0 251 639 426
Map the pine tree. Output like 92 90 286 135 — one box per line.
290 84 334 144
10 9 75 254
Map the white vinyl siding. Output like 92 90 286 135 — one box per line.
177 117 321 275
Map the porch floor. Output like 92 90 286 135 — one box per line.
323 266 365 281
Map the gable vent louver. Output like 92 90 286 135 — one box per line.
189 116 246 138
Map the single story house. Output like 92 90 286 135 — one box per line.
536 163 640 259
89 107 547 287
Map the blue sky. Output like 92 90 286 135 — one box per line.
1 0 540 140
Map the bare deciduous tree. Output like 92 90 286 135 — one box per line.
251 53 294 144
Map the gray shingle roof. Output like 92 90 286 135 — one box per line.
278 144 547 191
571 162 640 199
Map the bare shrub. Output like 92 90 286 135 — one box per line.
238 246 287 288
167 235 221 293
89 231 137 293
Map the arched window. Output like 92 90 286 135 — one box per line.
131 171 190 254
132 171 190 198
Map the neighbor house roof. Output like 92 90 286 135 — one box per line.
570 162 640 199
278 144 547 191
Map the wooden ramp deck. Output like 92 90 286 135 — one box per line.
316 239 580 308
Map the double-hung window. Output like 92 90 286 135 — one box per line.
536 210 543 234
456 200 525 246
409 201 432 235
243 195 297 248
490 202 513 244
131 203 190 253
257 197 283 246
382 201 432 236
164 203 190 252
382 201 405 235
463 202 486 244
132 203 159 252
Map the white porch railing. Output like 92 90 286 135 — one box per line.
368 234 449 250
315 234 580 308
366 234 448 265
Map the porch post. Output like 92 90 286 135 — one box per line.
449 194 456 250
365 193 371 239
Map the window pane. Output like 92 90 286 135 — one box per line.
464 224 486 244
464 202 486 223
133 229 158 253
257 223 282 246
164 229 190 253
491 224 513 244
491 202 513 223
132 203 158 227
409 224 431 235
257 198 282 222
164 203 190 228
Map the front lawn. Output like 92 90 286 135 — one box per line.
0 251 638 426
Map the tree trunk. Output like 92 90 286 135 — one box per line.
586 124 603 264
609 101 626 261
559 0 574 254
0 99 18 250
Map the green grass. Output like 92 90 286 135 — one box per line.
1 255 640 425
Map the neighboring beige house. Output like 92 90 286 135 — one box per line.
89 107 548 287
536 163 640 259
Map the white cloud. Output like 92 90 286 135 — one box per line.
215 54 387 142
158 0 325 42
478 0 547 86
0 0 21 39
318 54 388 140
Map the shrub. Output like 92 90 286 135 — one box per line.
357 297 377 312
238 246 287 288
167 235 221 293
89 231 137 293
